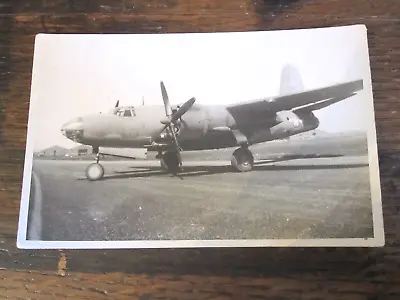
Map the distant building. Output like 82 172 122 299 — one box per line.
66 145 92 157
36 145 68 157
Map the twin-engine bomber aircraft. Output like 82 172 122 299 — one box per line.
61 79 363 181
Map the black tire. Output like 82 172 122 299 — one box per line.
231 147 254 172
160 151 180 172
85 163 105 181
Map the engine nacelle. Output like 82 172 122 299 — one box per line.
270 110 319 137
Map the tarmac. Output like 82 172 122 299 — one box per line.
26 134 375 242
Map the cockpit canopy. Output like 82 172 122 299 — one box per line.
114 106 136 117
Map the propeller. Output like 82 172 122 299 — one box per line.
159 81 196 168
160 81 172 117
115 100 120 108
160 97 196 126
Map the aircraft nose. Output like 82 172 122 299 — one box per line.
61 117 84 142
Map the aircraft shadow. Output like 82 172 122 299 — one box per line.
87 153 367 181
256 153 344 162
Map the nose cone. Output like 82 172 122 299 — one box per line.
61 117 84 143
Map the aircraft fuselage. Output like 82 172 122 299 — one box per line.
61 104 319 152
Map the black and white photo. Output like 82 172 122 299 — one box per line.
17 24 384 248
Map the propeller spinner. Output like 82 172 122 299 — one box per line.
159 81 196 168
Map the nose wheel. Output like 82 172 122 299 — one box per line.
85 151 104 181
86 162 104 181
231 147 254 172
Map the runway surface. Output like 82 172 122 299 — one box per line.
27 135 375 242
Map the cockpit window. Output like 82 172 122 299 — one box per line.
124 109 132 117
115 107 136 117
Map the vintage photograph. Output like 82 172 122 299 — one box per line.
17 24 384 248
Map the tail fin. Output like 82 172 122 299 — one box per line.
279 64 303 95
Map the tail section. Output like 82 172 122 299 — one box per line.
279 64 303 95
279 64 304 140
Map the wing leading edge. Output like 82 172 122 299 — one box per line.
226 79 364 118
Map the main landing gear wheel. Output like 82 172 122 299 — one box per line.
160 151 180 173
86 163 104 181
231 147 254 172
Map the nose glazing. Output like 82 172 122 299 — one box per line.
61 117 84 142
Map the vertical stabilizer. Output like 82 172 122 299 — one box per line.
279 64 303 95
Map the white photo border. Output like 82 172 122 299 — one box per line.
17 24 385 249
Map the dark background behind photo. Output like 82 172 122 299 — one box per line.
0 0 399 299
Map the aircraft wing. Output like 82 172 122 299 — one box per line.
226 79 363 119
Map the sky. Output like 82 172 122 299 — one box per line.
28 25 375 151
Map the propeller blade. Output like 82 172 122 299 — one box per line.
115 100 119 108
170 97 196 123
169 124 182 166
159 97 195 128
160 81 172 117
158 122 169 135
157 82 195 170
